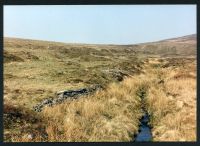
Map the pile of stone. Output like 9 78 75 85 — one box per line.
33 84 102 112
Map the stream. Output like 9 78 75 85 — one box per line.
133 86 152 142
134 112 152 142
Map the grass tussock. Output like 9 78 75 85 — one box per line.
144 60 196 141
7 76 146 142
40 77 145 142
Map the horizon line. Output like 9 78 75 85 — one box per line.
4 33 196 46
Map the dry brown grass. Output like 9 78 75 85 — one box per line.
7 76 151 142
4 37 196 142
39 77 146 142
144 60 196 141
5 58 196 142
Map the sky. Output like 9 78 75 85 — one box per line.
4 5 196 45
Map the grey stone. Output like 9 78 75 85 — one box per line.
33 85 102 112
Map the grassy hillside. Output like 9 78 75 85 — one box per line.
130 34 196 57
3 34 196 142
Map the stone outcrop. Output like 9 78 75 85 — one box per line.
33 84 102 112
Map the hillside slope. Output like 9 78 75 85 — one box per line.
4 34 196 57
3 34 196 142
130 34 196 57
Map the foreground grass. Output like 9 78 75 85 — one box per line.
7 77 146 142
41 78 145 142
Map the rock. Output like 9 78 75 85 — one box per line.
42 99 52 105
33 104 43 112
33 85 102 112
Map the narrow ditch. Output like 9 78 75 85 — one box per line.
133 86 152 142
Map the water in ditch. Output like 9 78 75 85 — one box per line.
134 112 152 142
134 86 152 142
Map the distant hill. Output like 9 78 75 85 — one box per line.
130 34 196 57
4 34 196 57
159 34 196 43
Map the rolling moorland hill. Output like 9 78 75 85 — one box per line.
130 34 196 57
4 34 196 57
3 34 196 142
